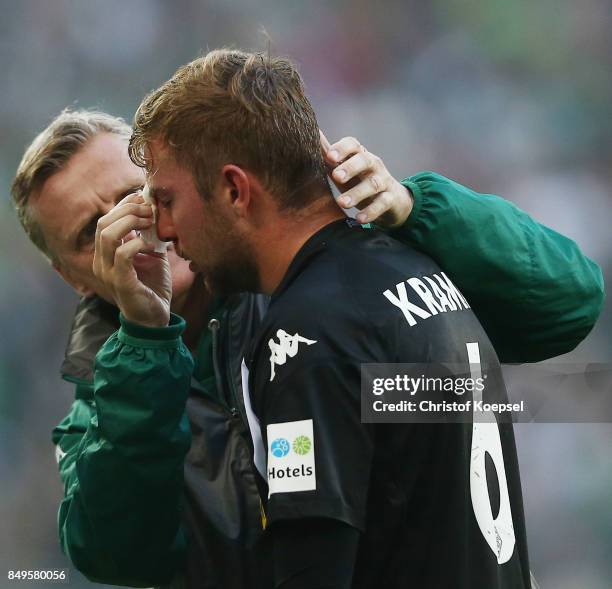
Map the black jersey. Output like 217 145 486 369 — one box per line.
243 219 531 588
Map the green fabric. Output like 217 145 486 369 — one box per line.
55 313 194 587
392 171 605 362
53 171 605 586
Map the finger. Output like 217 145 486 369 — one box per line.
96 201 153 233
116 190 146 207
92 234 101 280
94 216 105 279
325 136 362 165
113 236 155 272
319 129 332 154
320 129 339 173
355 191 394 224
336 172 387 208
94 193 149 278
332 151 383 187
99 215 153 270
320 130 340 173
111 190 148 216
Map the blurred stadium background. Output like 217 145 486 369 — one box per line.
0 1 610 587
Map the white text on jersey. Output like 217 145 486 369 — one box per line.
383 272 470 327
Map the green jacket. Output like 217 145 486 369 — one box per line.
53 172 604 588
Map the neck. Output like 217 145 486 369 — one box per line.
255 197 344 294
171 277 211 351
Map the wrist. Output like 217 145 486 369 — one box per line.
119 313 184 340
400 184 414 223
397 177 424 229
117 297 170 329
385 182 414 229
121 314 169 328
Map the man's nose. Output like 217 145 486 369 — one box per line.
156 207 176 243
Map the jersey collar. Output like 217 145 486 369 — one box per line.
270 217 365 301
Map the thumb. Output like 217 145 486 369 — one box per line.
319 129 332 155
320 129 338 171
319 129 339 175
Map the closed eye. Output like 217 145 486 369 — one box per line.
76 217 100 250
75 185 143 250
157 195 172 209
148 186 173 210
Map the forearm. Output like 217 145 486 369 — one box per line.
58 314 193 587
393 171 604 361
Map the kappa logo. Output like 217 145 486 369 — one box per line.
268 329 317 381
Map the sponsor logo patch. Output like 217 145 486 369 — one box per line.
267 419 316 496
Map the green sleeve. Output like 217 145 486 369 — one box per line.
52 394 95 492
391 171 605 362
55 313 194 588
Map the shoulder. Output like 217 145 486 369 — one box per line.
247 230 409 377
270 226 463 333
275 226 443 309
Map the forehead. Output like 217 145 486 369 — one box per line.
31 133 143 244
56 133 140 191
146 139 192 185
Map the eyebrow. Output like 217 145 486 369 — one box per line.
147 185 172 202
72 185 143 246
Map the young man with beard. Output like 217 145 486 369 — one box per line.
91 50 604 588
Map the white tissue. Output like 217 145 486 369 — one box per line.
140 185 168 253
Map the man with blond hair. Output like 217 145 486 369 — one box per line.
90 50 603 588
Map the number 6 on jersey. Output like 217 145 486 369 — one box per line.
467 341 516 564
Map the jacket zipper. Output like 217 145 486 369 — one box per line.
219 306 250 432
208 318 239 419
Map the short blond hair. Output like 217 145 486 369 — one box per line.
11 108 131 263
130 49 329 209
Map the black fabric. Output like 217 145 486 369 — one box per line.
247 219 531 588
61 295 120 383
271 518 359 589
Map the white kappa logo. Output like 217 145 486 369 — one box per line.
268 329 317 381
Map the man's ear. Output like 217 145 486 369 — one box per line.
52 261 95 297
221 164 254 217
